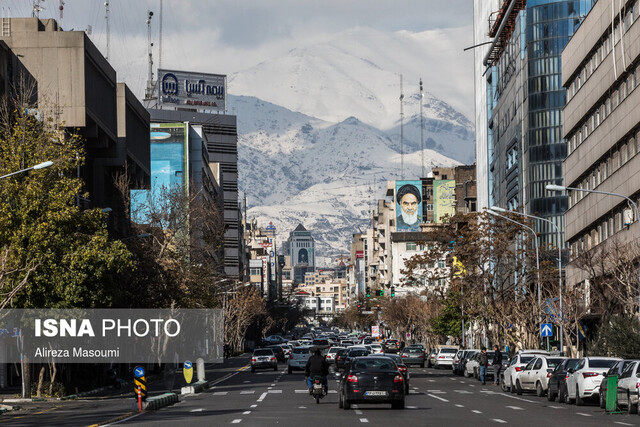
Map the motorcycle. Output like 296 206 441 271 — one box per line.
310 375 326 404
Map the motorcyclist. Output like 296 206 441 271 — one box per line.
305 348 329 394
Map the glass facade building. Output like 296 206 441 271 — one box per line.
487 0 595 248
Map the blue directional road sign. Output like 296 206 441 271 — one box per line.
540 323 553 337
184 360 192 369
134 366 146 378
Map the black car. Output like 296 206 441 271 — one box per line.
370 353 410 394
453 350 478 375
598 359 637 408
344 348 370 369
335 348 350 371
266 345 286 362
339 356 406 409
251 348 278 372
547 358 579 402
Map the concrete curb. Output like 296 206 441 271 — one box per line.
143 392 179 410
180 380 209 395
61 381 131 400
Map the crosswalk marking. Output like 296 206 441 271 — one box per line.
359 418 369 423
240 391 255 394
576 413 592 417
231 420 242 424
491 419 507 424
472 410 482 414
506 406 523 410
213 391 228 396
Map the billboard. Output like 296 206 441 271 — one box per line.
395 180 423 231
433 179 456 223
158 69 226 112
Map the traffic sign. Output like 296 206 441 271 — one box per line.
183 360 193 384
134 366 146 378
540 323 553 337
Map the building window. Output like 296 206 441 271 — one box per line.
250 268 261 276
406 242 417 251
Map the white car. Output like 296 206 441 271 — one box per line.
288 346 312 374
616 360 640 413
503 350 549 393
515 356 566 396
433 347 458 368
369 343 383 354
325 346 345 362
566 357 620 405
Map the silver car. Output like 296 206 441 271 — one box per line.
288 346 312 374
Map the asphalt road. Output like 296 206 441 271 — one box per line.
101 363 640 427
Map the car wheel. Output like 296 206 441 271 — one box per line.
516 380 523 395
536 382 544 397
464 370 471 378
392 400 405 409
510 380 516 393
547 386 556 402
599 388 606 408
558 384 567 403
628 393 638 414
343 397 351 410
501 381 510 393
288 366 292 374
338 392 344 408
474 368 478 379
576 386 584 406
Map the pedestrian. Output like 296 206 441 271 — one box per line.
478 346 488 385
492 345 503 386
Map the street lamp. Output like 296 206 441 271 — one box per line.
0 160 54 180
487 209 541 308
491 206 564 353
546 184 640 322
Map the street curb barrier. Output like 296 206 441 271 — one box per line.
180 380 209 395
143 392 179 410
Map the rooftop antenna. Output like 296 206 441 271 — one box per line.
104 1 110 61
158 0 163 69
400 74 405 180
144 10 157 107
419 78 424 178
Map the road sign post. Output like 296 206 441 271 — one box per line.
540 323 553 338
133 366 147 404
183 360 193 384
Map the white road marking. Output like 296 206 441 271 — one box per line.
328 390 337 394
472 410 482 414
501 394 535 403
355 410 363 415
427 390 446 394
469 384 475 387
406 406 418 409
231 420 242 424
491 419 507 424
299 406 307 409
257 392 268 402
449 378 457 381
240 391 255 394
428 379 436 382
213 391 229 396
270 383 276 386
506 405 523 410
454 390 473 394
268 390 282 393
190 409 204 412
548 405 563 409
576 413 592 417
295 390 309 393
427 393 449 402
250 405 257 408
359 419 369 423
242 411 251 415
615 422 633 426
455 404 464 408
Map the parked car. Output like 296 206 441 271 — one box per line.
338 356 406 410
288 346 312 374
401 347 426 367
325 346 345 363
433 347 458 369
266 345 286 362
502 350 549 393
371 353 411 394
486 352 510 381
547 358 580 402
515 356 566 396
264 335 285 344
615 360 640 413
464 353 481 378
599 359 637 408
426 349 438 368
454 350 479 376
251 348 278 372
566 357 620 405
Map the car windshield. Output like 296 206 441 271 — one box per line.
352 359 396 371
520 356 535 363
440 348 457 354
292 348 311 354
589 359 618 368
337 349 349 355
405 348 422 354
349 350 368 357
254 349 273 356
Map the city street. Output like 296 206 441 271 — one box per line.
108 364 640 426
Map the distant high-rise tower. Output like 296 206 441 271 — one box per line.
286 224 316 284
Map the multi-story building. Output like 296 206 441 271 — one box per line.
474 0 595 248
284 224 316 284
244 219 280 301
561 0 640 289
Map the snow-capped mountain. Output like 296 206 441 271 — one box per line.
228 27 474 264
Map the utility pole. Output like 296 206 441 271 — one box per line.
158 0 163 69
419 78 424 179
399 74 405 180
105 1 110 61
144 10 156 107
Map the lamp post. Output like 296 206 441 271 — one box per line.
491 206 564 353
487 209 541 313
0 161 54 180
546 184 640 322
